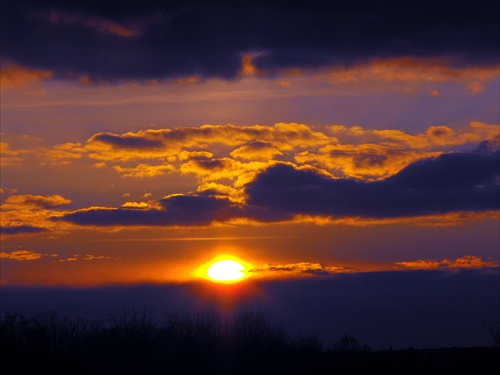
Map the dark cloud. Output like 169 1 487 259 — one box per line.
58 193 242 226
90 133 164 149
246 151 500 220
475 135 500 155
2 0 498 81
0 225 48 235
57 150 499 227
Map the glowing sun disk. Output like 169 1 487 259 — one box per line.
207 260 245 282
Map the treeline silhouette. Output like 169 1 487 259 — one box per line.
1 309 498 374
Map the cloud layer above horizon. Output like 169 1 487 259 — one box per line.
1 122 498 233
2 0 499 83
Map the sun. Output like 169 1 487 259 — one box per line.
195 255 252 283
207 260 245 282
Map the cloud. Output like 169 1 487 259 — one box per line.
252 256 500 278
88 123 331 155
1 194 71 209
0 142 23 166
58 253 112 262
465 82 485 95
476 135 500 154
180 157 269 187
239 54 261 77
29 122 483 185
27 122 494 183
90 133 165 150
0 62 52 89
55 149 499 228
326 58 498 86
83 123 331 181
2 1 498 82
36 143 85 166
0 194 72 234
4 123 497 230
121 201 150 209
57 193 243 227
250 262 355 277
44 9 144 38
113 163 174 178
395 255 499 270
294 143 440 180
230 141 283 161
246 151 499 220
0 226 48 235
0 249 44 261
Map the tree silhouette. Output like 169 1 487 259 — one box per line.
1 309 498 375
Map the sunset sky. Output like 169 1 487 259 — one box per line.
1 0 499 349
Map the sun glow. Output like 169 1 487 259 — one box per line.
207 260 245 282
196 255 252 283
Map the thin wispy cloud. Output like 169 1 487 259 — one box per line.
395 255 499 270
0 249 54 261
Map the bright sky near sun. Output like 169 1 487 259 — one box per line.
0 0 499 287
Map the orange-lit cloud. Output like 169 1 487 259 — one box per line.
328 122 498 150
0 249 46 261
113 163 174 178
180 157 269 187
87 123 331 157
0 142 23 166
250 262 355 277
3 122 498 231
240 54 260 76
196 182 246 204
326 57 499 86
230 141 283 161
0 62 53 89
395 255 499 270
45 9 143 38
37 142 86 166
46 122 493 184
176 75 201 85
0 194 72 235
121 201 152 209
1 194 71 209
465 82 485 95
57 253 112 262
295 144 440 180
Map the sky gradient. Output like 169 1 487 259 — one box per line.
1 0 499 349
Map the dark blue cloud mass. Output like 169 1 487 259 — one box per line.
59 193 241 226
1 0 499 81
0 225 48 235
246 152 500 220
58 150 499 227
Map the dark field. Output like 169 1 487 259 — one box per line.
1 310 498 374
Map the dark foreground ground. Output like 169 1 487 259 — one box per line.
2 310 498 374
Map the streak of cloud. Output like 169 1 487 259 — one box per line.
0 249 45 261
249 262 355 276
395 255 499 269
